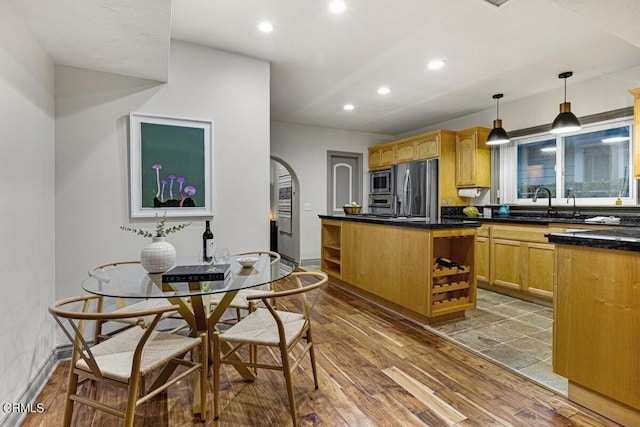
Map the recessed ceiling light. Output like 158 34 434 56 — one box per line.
329 0 347 14
258 21 274 33
540 147 557 152
377 86 391 95
343 103 354 111
427 59 446 70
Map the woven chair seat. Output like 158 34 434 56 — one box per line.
110 298 177 326
219 308 305 346
76 327 200 383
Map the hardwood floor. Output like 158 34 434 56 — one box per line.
24 281 619 426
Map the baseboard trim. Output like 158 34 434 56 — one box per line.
1 348 60 427
300 258 320 266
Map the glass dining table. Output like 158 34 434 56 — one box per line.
81 252 294 420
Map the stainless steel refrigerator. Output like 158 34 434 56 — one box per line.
392 159 438 219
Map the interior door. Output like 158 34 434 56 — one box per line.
327 151 362 215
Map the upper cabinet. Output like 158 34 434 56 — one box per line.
415 131 443 160
368 143 395 170
630 88 640 179
455 127 490 188
392 130 444 163
367 130 468 206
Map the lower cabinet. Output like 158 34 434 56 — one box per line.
483 223 564 301
475 224 490 283
490 237 521 291
523 242 556 298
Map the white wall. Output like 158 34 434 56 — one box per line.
271 121 391 262
400 66 640 136
0 1 56 424
55 41 270 304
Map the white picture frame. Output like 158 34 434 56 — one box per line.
129 112 213 218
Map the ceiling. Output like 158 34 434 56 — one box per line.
10 0 640 135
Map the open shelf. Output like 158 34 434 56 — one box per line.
321 221 342 278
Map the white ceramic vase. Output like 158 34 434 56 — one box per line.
140 236 176 273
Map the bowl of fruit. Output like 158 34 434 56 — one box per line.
343 201 362 215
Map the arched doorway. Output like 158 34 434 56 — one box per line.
270 157 300 264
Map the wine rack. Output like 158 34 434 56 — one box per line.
430 230 476 317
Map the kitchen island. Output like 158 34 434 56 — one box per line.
319 214 479 324
547 228 640 426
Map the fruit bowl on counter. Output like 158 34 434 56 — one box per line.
343 202 362 215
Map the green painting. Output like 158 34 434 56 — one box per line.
141 123 205 208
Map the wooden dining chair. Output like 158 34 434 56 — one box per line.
49 294 208 427
211 271 327 426
88 261 181 343
208 250 281 323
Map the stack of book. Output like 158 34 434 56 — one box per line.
162 263 231 283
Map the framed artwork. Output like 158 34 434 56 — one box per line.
129 112 213 218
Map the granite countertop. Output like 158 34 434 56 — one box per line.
443 214 640 227
547 228 640 252
319 214 480 230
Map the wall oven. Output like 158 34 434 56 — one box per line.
368 193 393 215
369 168 392 194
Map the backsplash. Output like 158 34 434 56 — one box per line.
441 205 640 225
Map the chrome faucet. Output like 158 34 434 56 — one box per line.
567 191 579 217
533 186 554 216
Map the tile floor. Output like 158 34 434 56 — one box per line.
426 288 568 395
303 265 568 395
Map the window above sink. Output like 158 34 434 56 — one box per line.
499 117 635 207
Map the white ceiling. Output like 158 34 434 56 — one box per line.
10 0 640 135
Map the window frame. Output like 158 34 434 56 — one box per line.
500 117 635 206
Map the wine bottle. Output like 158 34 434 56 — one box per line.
435 257 462 270
202 220 214 263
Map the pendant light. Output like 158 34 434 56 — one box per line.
550 71 581 134
486 93 510 145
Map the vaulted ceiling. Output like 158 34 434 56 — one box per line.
10 0 640 135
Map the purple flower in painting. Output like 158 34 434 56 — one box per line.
152 164 162 198
160 179 167 202
168 175 176 199
177 177 186 196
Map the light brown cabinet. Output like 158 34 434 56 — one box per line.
415 131 442 160
630 88 640 178
368 143 395 170
479 222 624 302
490 237 521 291
394 139 416 163
482 223 563 301
523 242 555 298
475 224 490 283
455 127 490 188
392 130 444 163
367 129 467 207
321 218 477 323
554 243 640 425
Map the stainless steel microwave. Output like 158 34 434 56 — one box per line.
369 168 392 194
